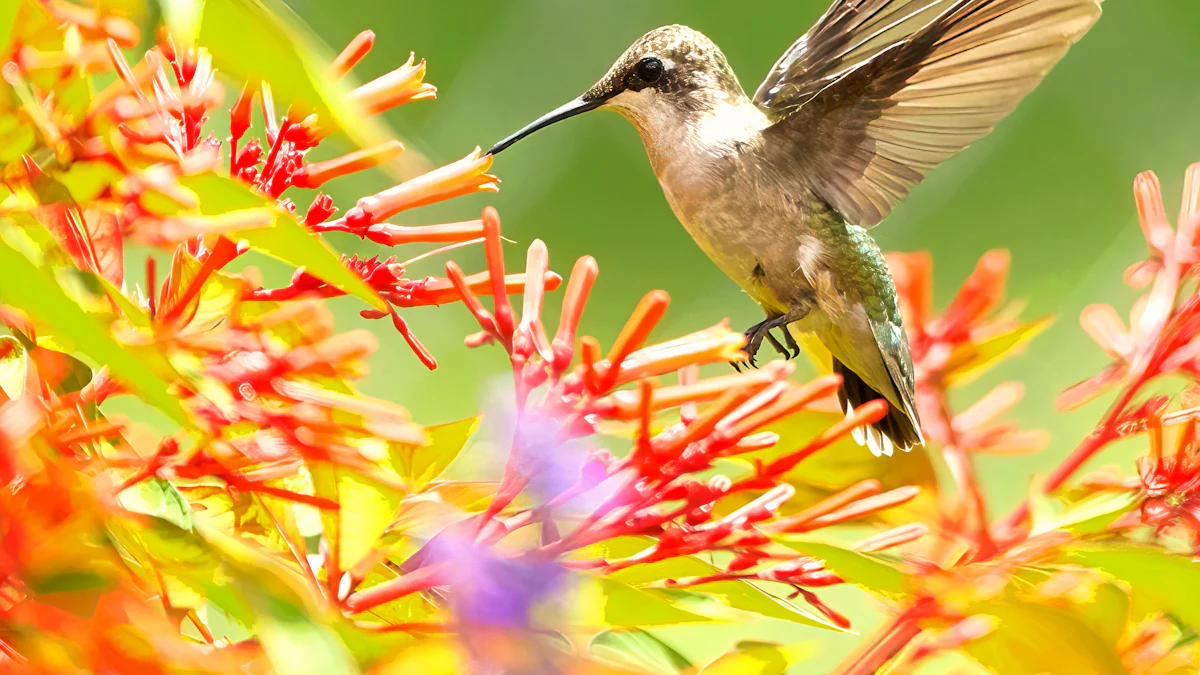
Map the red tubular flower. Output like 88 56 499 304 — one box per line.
289 140 404 189
360 220 485 246
1000 163 1200 543
304 193 337 225
482 207 515 344
229 80 256 144
551 256 599 372
885 249 1049 557
514 239 553 361
327 30 375 80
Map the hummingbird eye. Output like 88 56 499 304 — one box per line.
634 56 664 84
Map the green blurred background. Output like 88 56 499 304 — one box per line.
279 1 1200 670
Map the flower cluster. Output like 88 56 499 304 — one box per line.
344 209 928 648
8 2 1200 674
836 166 1200 675
1065 165 1200 551
5 7 512 371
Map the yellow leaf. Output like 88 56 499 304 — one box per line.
389 416 480 489
570 576 711 628
336 471 406 571
945 317 1052 386
697 641 814 675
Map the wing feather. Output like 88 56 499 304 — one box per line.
756 0 1102 226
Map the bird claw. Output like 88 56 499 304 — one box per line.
765 329 800 360
735 315 802 369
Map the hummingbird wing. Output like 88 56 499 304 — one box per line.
753 0 1102 227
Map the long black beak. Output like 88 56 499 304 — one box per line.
487 96 606 156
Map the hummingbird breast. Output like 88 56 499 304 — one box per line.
650 120 822 317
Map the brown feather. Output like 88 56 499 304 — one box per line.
756 0 1103 226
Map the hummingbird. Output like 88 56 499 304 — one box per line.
487 0 1103 456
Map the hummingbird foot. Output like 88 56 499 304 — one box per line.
764 327 800 360
738 312 805 369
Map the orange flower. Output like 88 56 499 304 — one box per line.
345 53 437 116
344 149 498 228
289 140 405 189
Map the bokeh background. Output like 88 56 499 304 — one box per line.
280 1 1200 670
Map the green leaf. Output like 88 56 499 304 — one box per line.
178 172 385 310
1029 484 1138 537
776 539 908 597
28 571 112 595
107 518 218 611
648 586 847 631
96 276 152 330
53 161 121 206
119 477 194 532
960 601 1126 675
1077 579 1131 645
0 114 36 163
202 525 361 675
1065 544 1200 630
590 629 692 675
698 641 813 675
572 576 711 627
593 537 848 630
945 317 1051 386
0 4 24 68
0 239 187 425
389 416 480 489
180 484 294 554
252 585 362 675
0 335 27 398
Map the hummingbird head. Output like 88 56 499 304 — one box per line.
488 25 746 156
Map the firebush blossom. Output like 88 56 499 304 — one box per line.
878 250 1049 557
837 165 1200 675
1004 164 1200 546
8 2 1200 674
344 215 927 645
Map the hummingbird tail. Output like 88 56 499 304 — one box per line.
832 357 923 458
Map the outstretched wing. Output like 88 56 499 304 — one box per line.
755 0 1102 227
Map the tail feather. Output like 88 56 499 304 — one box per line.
833 357 923 457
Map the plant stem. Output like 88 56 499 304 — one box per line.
993 381 1140 545
929 388 996 557
343 561 450 614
